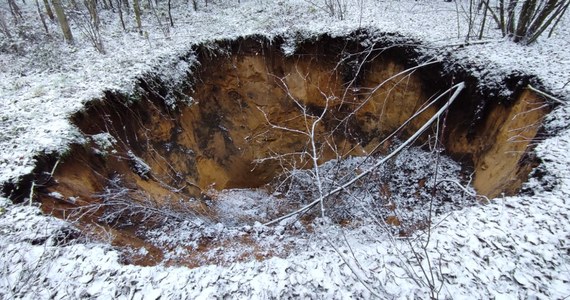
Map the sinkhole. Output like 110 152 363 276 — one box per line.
14 33 550 266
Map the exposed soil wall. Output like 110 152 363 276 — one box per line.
446 89 548 197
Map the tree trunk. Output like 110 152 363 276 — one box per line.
133 0 142 34
478 3 488 39
147 0 168 36
499 0 506 36
43 0 55 20
526 0 560 38
548 0 570 37
7 0 24 23
86 0 100 30
51 0 74 43
116 0 126 30
506 0 518 36
514 0 537 41
168 0 173 27
35 0 50 34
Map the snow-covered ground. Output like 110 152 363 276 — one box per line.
1 0 569 298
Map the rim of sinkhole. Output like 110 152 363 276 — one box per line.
4 32 552 267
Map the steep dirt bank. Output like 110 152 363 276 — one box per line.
5 33 550 265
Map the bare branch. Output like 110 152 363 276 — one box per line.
264 82 466 226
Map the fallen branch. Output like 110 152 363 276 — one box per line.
527 84 566 104
264 82 466 226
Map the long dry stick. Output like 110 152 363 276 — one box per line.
264 82 466 226
527 84 566 104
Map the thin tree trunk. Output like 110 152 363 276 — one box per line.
43 0 55 20
548 0 570 37
480 0 503 35
479 3 488 39
8 0 24 23
499 0 506 35
506 0 518 36
528 0 570 43
116 0 126 30
526 0 559 37
133 0 142 34
168 0 173 26
86 0 100 30
51 0 74 43
514 0 537 41
35 0 50 33
147 0 168 36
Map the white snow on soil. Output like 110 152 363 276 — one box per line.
1 0 569 298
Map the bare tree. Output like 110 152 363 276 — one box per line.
7 0 23 23
133 0 142 35
42 0 55 20
51 0 74 43
35 0 50 34
168 0 173 27
116 0 126 30
72 0 105 53
257 75 335 219
481 0 570 44
147 0 169 37
85 0 100 30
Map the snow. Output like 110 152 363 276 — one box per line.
1 0 570 298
